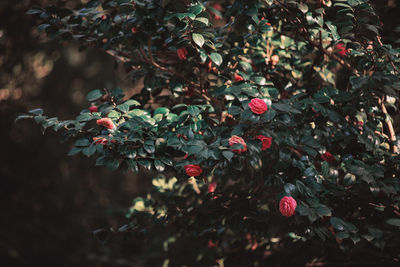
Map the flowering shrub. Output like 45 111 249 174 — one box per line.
20 0 400 265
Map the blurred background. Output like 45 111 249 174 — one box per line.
0 0 150 266
0 0 399 266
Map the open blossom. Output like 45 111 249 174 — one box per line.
229 135 247 153
336 43 349 57
234 73 244 82
89 106 98 113
279 196 297 217
321 151 336 163
184 164 203 177
96 118 116 130
208 181 217 193
256 135 272 151
248 98 268 115
177 47 188 60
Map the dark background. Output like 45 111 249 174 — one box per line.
0 0 399 266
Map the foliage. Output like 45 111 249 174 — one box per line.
20 0 400 265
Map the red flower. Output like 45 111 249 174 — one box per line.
212 3 223 11
131 27 138 34
229 135 247 154
101 15 107 20
208 181 217 193
211 3 223 19
184 164 203 177
96 118 116 130
248 98 268 115
279 196 297 217
177 47 188 60
93 137 108 145
234 74 244 82
321 151 336 163
89 106 98 113
207 240 218 248
336 43 349 57
256 135 272 151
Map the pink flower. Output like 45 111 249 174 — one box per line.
234 74 244 82
96 118 116 130
248 98 268 115
229 135 247 154
321 151 335 163
89 106 98 113
208 181 217 193
279 196 297 217
184 164 203 177
336 43 349 57
177 47 188 60
256 135 272 151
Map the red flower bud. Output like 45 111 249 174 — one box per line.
229 135 247 154
89 106 98 113
184 164 203 177
93 137 108 145
279 196 297 217
177 47 188 60
96 118 116 130
208 181 217 193
207 240 218 248
255 135 272 151
335 43 349 57
234 74 244 82
248 98 268 115
321 151 336 163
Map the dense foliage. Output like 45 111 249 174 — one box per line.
20 0 400 265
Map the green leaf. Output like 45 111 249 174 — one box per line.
75 139 90 147
188 106 200 117
117 103 130 113
82 146 97 157
86 89 103 101
192 33 205 47
222 150 234 161
26 9 43 15
330 217 346 231
194 17 208 26
68 147 81 156
189 4 203 15
386 218 400 227
210 53 222 66
154 160 165 172
29 108 43 115
272 103 301 114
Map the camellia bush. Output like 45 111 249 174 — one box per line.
20 0 400 265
